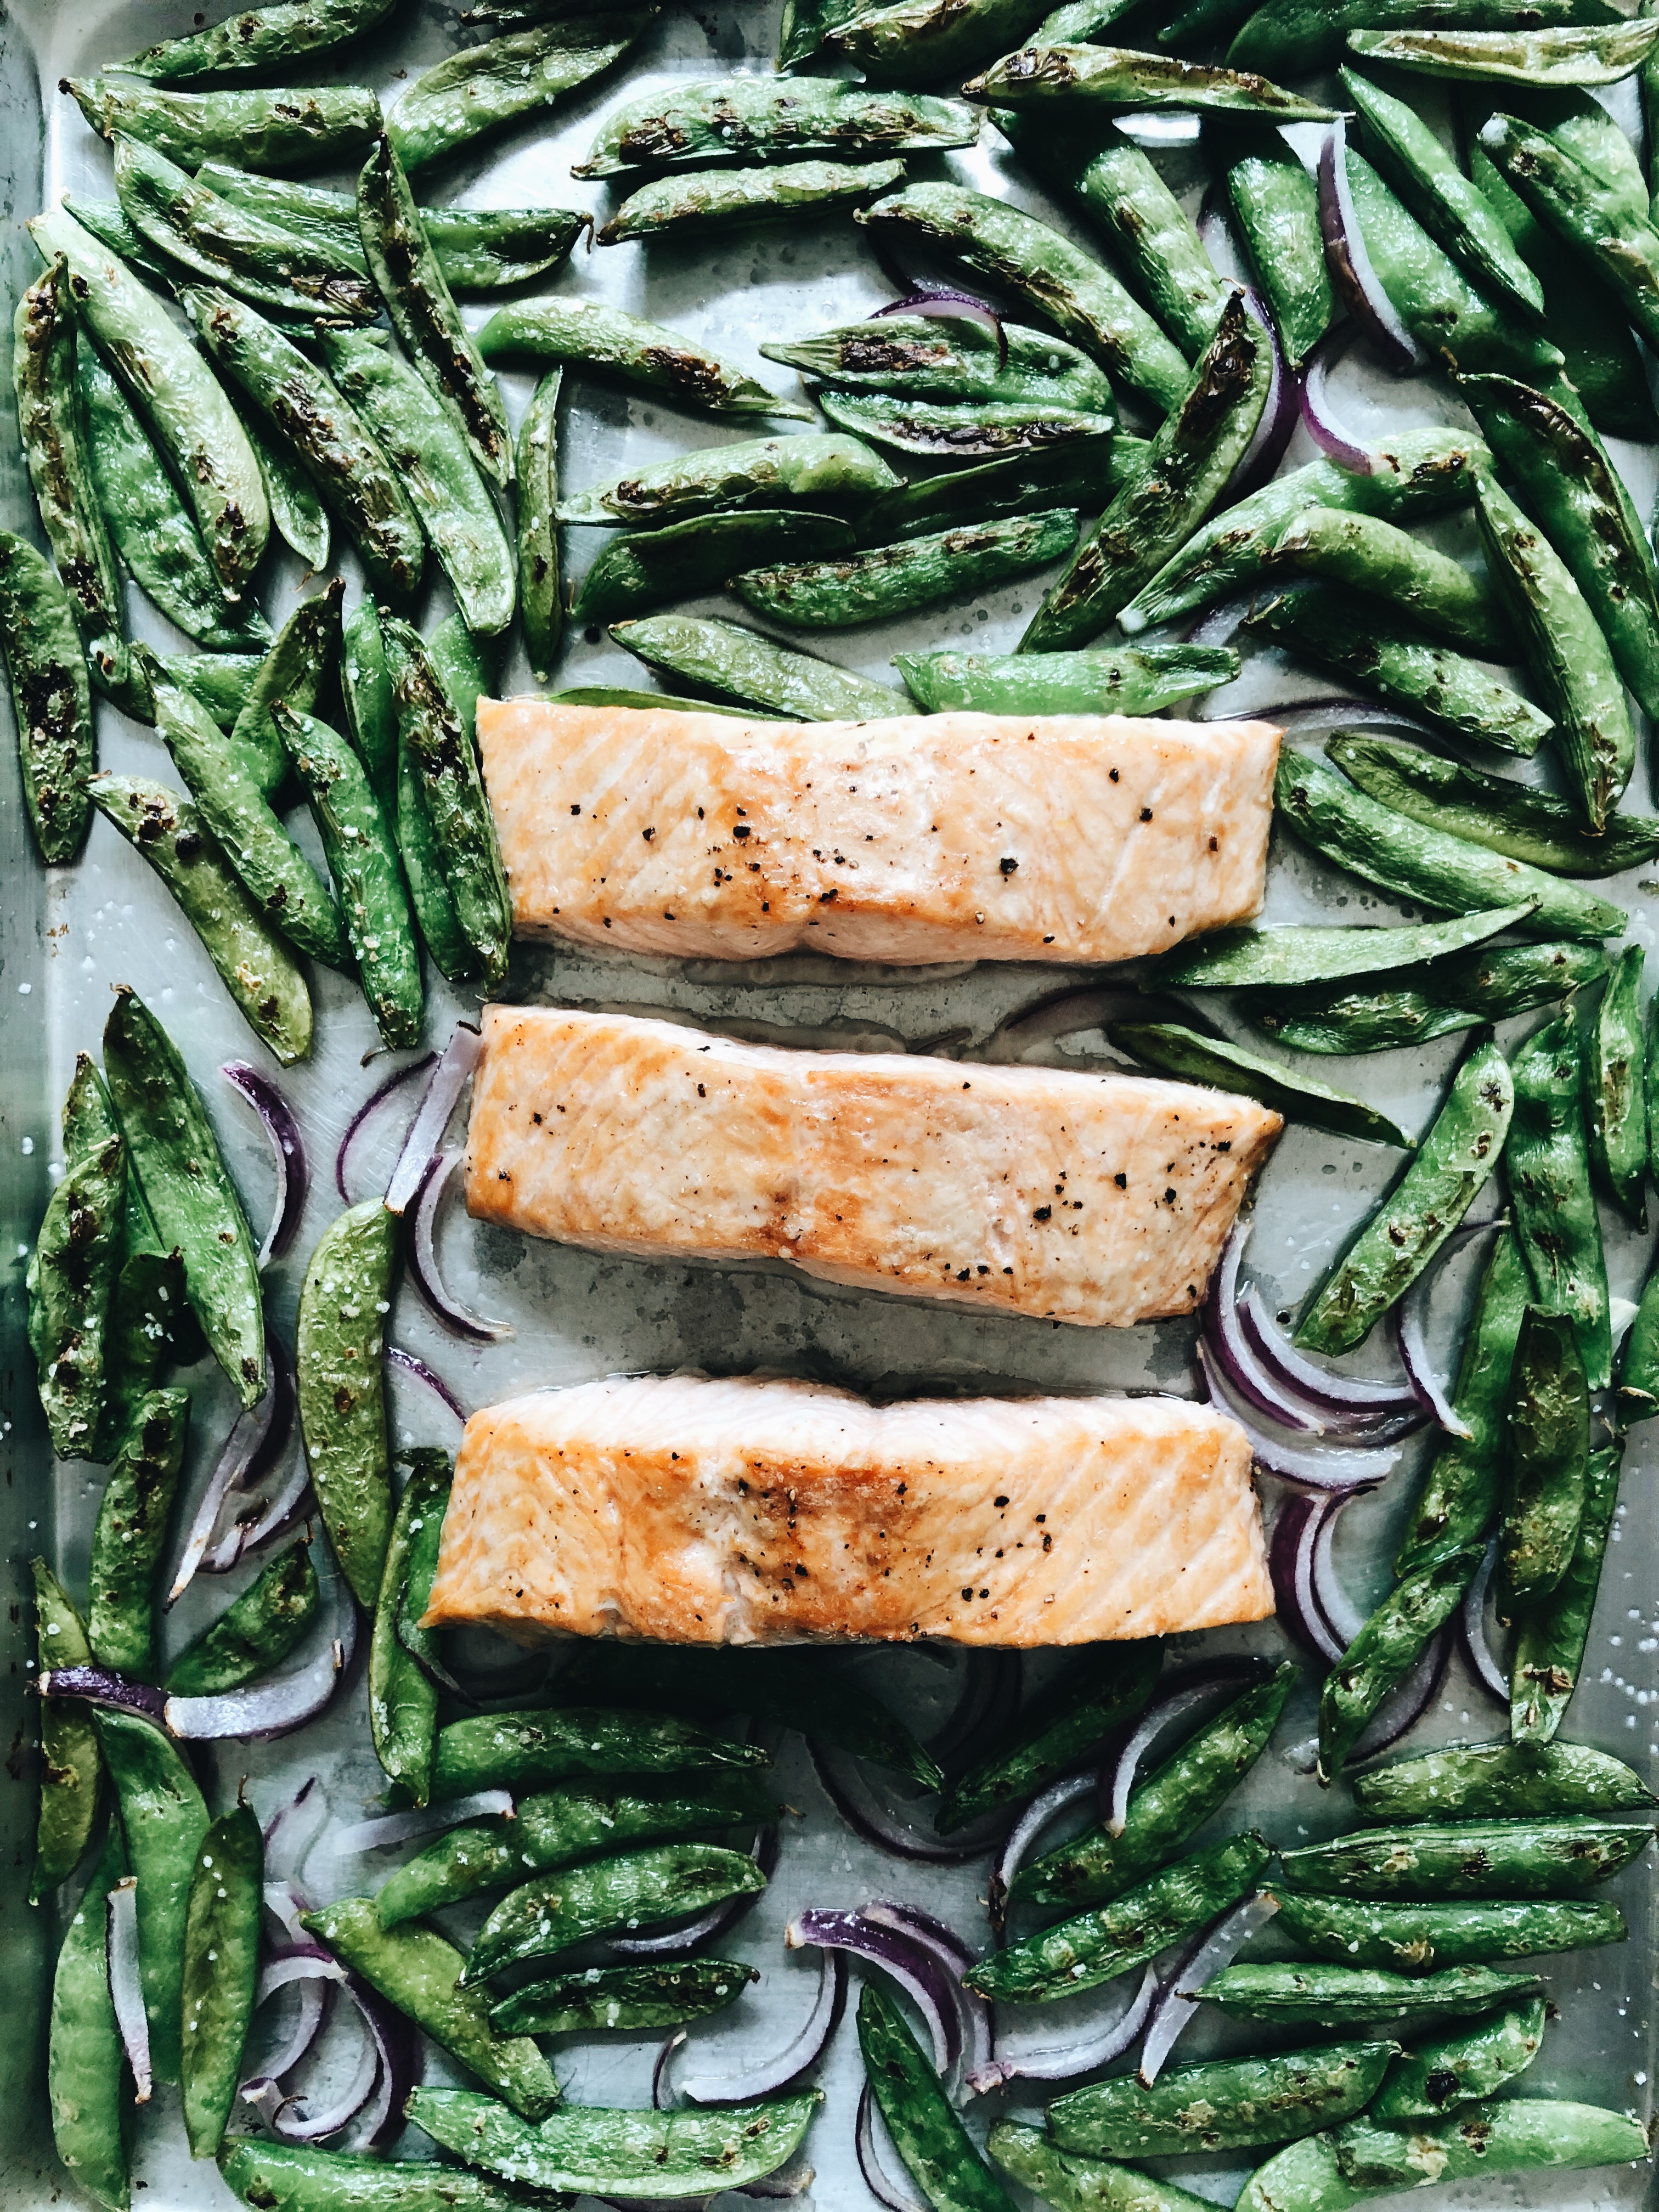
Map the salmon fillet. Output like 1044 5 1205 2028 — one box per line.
465 1006 1282 1328
423 1373 1273 1647
477 699 1279 965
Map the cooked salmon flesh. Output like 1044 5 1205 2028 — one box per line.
477 699 1279 965
465 1006 1283 1328
422 1372 1273 1648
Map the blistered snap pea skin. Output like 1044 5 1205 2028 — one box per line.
94 1708 210 2084
115 0 397 81
1272 1891 1623 1973
1506 1010 1612 1389
1160 904 1534 992
827 0 1053 82
463 1842 769 1982
1356 19 1659 83
860 1980 1019 2212
578 78 977 174
732 506 1077 630
218 2141 556 2212
1199 1960 1543 2028
1109 1023 1414 1149
1269 507 1514 658
48 1825 128 2212
477 297 811 419
0 530 94 864
561 434 900 532
1511 1443 1622 1743
179 1801 262 2159
1501 1307 1589 1618
867 436 1142 541
31 1562 103 1900
492 1958 757 2038
340 596 396 808
933 1643 1163 1835
1051 2042 1400 2159
964 44 1338 119
1356 1738 1656 1821
1279 1818 1655 1897
249 415 331 569
765 315 1113 410
895 644 1235 716
65 76 382 172
600 156 906 243
991 2124 1215 2212
387 11 656 174
516 369 561 683
1212 122 1333 367
1228 0 1596 75
1587 945 1646 1224
1369 1995 1545 2118
296 1195 397 1609
1334 2096 1649 2189
614 613 902 720
87 1388 190 1679
369 1454 445 1804
27 1133 125 1459
819 390 1118 459
1258 942 1607 1057
166 1543 318 1695
431 1708 772 1801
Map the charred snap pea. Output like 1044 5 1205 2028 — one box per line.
387 12 654 173
600 157 906 242
764 315 1112 410
973 1831 1272 2002
1012 1667 1294 1909
1110 1024 1413 1149
97 1707 211 2084
1272 1891 1623 1972
1480 112 1659 351
937 1640 1162 1835
1588 945 1645 1223
578 80 977 176
1228 0 1601 75
1296 1035 1513 1356
1257 942 1607 1057
492 1959 756 2038
1278 1818 1655 1897
517 369 561 683
297 1196 397 1608
856 182 1190 413
114 0 398 81
1050 2042 1398 2158
60 195 171 283
1198 1961 1542 2028
369 1459 444 1805
476 298 810 420
230 582 343 799
1234 2134 1357 2212
1334 2097 1649 2188
823 0 1054 86
341 596 396 807
0 531 94 864
1269 508 1513 658
895 644 1234 715
218 2141 557 2212
464 1842 768 1981
1352 19 1659 82
166 1543 317 1694
28 1135 125 1458
180 1801 262 2159
867 436 1141 542
304 1898 560 2119
180 285 425 605
573 508 856 626
1159 904 1535 994
818 390 1117 459
1355 1738 1656 1821
860 1980 1018 2212
65 77 382 172
49 1826 128 2212
964 45 1337 120
1214 123 1333 368
1500 1304 1589 1612
1506 1011 1611 1389
1370 1995 1545 2118
559 433 900 529
87 1388 190 1678
613 614 902 720
733 506 1077 630
434 1708 769 1801
1512 1443 1622 1742
991 2125 1214 2212
31 1563 103 1900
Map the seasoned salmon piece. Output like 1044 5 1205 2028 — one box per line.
465 1006 1282 1328
477 699 1279 966
423 1372 1273 1648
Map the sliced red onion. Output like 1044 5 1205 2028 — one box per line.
1185 595 1253 650
1224 290 1296 505
222 1062 307 1265
263 1877 313 1946
611 1825 779 1957
205 1460 313 1576
969 1963 1157 2095
1347 1624 1451 1766
786 1910 958 2075
863 1900 990 2086
1271 1494 1348 1664
107 1876 153 2104
271 2019 380 2142
334 1789 514 1857
409 1149 512 1342
387 1344 468 1426
1203 1221 1324 1437
336 1050 436 1204
386 1022 483 1216
857 2083 928 2212
241 1974 331 2102
1198 1342 1402 1492
1269 698 1438 747
989 1770 1098 1929
672 1948 847 2106
1311 1499 1368 1649
1298 326 1372 475
873 287 1008 370
1459 1538 1508 1703
1151 1889 1281 2083
168 1339 294 1604
38 1665 167 1722
1236 1289 1423 1429
1393 1220 1503 1440
810 1741 1003 1863
1100 1661 1270 1835
348 1968 421 2152
1318 120 1424 374
166 1551 357 1740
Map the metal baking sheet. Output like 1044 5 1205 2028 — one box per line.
1 1 1656 2205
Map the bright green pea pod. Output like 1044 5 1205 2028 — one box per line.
1049 2041 1400 2158
1507 1010 1611 1386
180 1801 262 2158
579 76 978 175
246 416 330 570
937 1641 1161 1835
1281 1816 1652 1897
160 654 259 733
1035 0 1154 33
1371 1995 1545 2119
1011 1669 1294 1910
1354 17 1658 80
1269 506 1514 657
1620 1243 1659 1417
228 579 343 796
894 642 1228 715
382 616 511 983
27 1135 125 1458
860 1982 1019 2212
1356 1737 1655 1821
1275 752 1623 943
393 1444 450 1688
97 1254 194 1461
87 1387 191 1677
30 207 268 596
492 1958 756 2038
65 76 382 172
219 2142 554 2212
428 611 494 746
578 508 856 625
825 0 1051 83
1159 901 1533 991
559 432 900 529
48 1825 129 2211
906 445 1155 550
1499 1303 1589 1612
764 314 1111 408
600 156 906 242
166 1542 318 1694
0 529 94 864
433 1708 771 1801
1511 1441 1621 1741
1336 2097 1648 2189
31 1562 103 1900
1025 294 1268 648
991 2123 1214 2212
63 1051 119 1162
1110 1022 1413 1149
1587 944 1646 1223
1213 121 1333 366
390 12 654 173
777 0 868 66
477 297 809 419
551 684 752 714
60 195 173 283
370 1456 445 1803
966 43 1336 117
817 389 1116 459
517 369 561 682
341 596 397 808
614 613 901 720
1229 0 1604 74
180 285 426 605
1200 1961 1541 2028
857 180 1189 410
1295 1035 1514 1356
380 1771 776 1925
97 1707 211 2083
735 506 1074 631
1235 2134 1366 2212
297 1196 397 1607
115 0 398 81
1273 1890 1622 1973
396 722 471 980
1257 943 1606 1056
974 1831 1272 2002
464 1842 768 1982
304 1898 560 2118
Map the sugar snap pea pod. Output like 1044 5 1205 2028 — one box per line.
1620 1248 1659 1415
464 1841 768 1981
492 1957 756 2038
180 1799 262 2158
1370 1995 1545 2118
219 578 342 800
990 2124 1215 2212
1511 1440 1621 1741
777 0 870 66
895 642 1233 715
392 1446 450 1688
115 0 397 81
30 208 267 597
369 1457 444 1803
304 1897 560 2118
64 77 382 172
87 1387 191 1677
1275 754 1622 943
61 196 174 285
247 416 330 571
764 315 1112 409
1212 122 1334 367
433 1708 771 1801
1279 1817 1654 1897
166 1542 317 1694
1269 509 1514 658
554 684 758 715
866 435 1142 541
0 530 94 864
1353 18 1659 81
817 390 1117 459
1506 1011 1611 1387
1199 1961 1542 2028
1336 2096 1649 2188
159 656 258 737
1295 1035 1514 1356
1049 2042 1400 2158
48 1825 128 2212
733 505 1076 630
1499 1303 1589 1613
1272 1890 1622 1972
1234 2135 1365 2212
1160 902 1537 994
972 1831 1272 2001
31 1563 103 1900
824 0 1053 84
579 79 978 176
1356 1738 1655 1820
613 613 901 720
572 509 858 626
381 617 510 982
1109 1023 1411 1148
27 1136 125 1458
476 298 809 420
1258 943 1606 1056
429 608 493 744
394 732 470 978
966 44 1338 119
600 157 906 243
389 12 654 173
96 1707 210 2083
341 595 396 808
297 1196 396 1607
860 1980 1019 2212
936 1641 1162 1835
1228 0 1605 75
219 2142 573 2212
1023 294 1269 650
516 369 561 682
1588 945 1645 1223
562 436 900 532
857 182 1189 411
1011 1667 1294 1909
